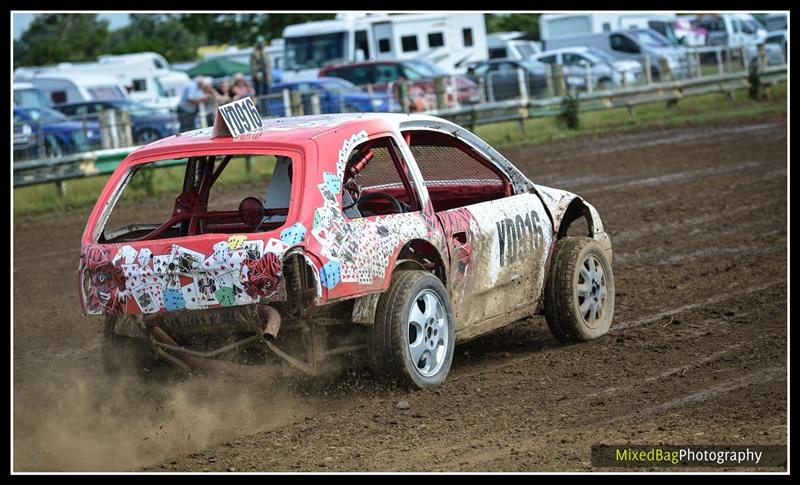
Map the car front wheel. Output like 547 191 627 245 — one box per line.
544 236 615 343
368 271 455 389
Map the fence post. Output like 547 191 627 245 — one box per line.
398 79 411 113
282 88 292 117
758 43 767 71
245 155 253 173
121 110 133 147
552 64 566 97
478 76 487 104
55 181 67 198
199 103 208 129
644 55 653 84
725 47 733 74
516 68 529 101
740 45 749 72
290 91 303 116
685 52 694 78
366 83 374 111
99 108 110 149
716 47 724 75
486 73 496 102
434 76 447 110
658 58 673 82
585 64 593 93
694 51 702 78
310 92 321 115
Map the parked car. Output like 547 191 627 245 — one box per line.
762 13 787 32
545 29 691 80
764 30 787 64
267 77 400 114
319 60 480 111
14 106 100 158
54 99 180 144
79 113 615 389
532 47 644 90
466 59 564 101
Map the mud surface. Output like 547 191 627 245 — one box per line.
13 115 787 472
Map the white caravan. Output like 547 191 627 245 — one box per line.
13 72 128 106
487 31 542 60
281 12 488 81
540 13 682 47
15 52 187 110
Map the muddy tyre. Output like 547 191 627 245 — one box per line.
102 316 156 375
544 237 615 343
368 271 455 390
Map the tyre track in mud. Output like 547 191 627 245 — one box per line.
13 115 787 471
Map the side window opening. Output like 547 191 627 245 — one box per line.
402 130 511 212
342 136 420 218
99 153 291 243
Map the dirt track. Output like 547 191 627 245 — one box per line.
13 115 787 472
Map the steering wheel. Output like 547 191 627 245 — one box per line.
357 192 404 215
239 197 265 228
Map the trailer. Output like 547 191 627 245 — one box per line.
281 12 488 81
540 13 681 48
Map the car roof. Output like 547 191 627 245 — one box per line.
126 113 451 161
321 60 405 70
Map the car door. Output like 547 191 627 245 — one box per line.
401 129 553 339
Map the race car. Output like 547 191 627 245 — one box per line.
79 109 614 389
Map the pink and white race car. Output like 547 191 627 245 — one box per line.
79 110 614 389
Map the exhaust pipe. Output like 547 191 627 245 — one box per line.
145 305 283 379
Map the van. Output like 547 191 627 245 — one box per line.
545 29 690 79
14 72 129 106
540 13 682 46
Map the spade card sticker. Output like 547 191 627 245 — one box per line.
170 245 204 274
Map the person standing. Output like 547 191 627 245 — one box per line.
250 35 273 113
177 76 208 132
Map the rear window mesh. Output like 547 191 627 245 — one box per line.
349 143 405 190
409 143 503 186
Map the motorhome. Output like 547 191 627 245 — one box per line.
540 13 682 47
13 72 129 106
97 51 191 101
281 12 488 81
487 31 542 60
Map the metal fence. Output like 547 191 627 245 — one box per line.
13 43 786 191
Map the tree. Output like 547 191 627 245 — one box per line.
176 13 335 48
485 14 541 40
105 14 202 63
15 14 110 67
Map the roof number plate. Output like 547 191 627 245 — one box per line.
213 97 264 138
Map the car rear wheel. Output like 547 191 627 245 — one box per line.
102 316 157 376
544 237 615 343
367 271 455 389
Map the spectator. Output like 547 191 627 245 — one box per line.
201 77 227 127
250 35 272 111
216 78 233 104
177 76 207 131
231 73 256 101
